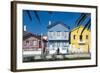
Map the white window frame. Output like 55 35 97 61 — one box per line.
33 40 38 46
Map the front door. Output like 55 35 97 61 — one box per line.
57 42 60 54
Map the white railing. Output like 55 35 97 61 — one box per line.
23 50 42 55
23 48 42 51
48 36 69 40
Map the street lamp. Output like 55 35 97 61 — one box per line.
41 33 43 54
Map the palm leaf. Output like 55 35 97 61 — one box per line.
76 13 88 33
34 11 41 23
75 13 87 26
87 22 91 30
26 10 32 21
81 19 91 35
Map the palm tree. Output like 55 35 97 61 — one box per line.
75 13 91 53
75 13 91 34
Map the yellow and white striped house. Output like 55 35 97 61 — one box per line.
70 25 91 53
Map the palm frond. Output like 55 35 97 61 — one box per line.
75 13 87 26
87 22 91 30
34 11 41 23
81 19 91 35
26 10 32 21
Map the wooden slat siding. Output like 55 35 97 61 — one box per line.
23 37 40 49
23 36 47 50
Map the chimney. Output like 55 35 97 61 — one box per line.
49 21 51 25
24 25 27 31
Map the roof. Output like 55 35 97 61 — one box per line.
47 21 70 29
71 25 90 32
23 31 47 42
23 31 40 40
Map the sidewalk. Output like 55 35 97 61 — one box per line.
23 53 91 62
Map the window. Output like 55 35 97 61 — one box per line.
52 32 53 36
26 40 29 45
26 40 29 43
65 31 68 34
52 43 55 47
48 31 51 35
63 42 67 47
86 35 88 39
66 32 68 36
55 42 57 46
33 40 38 46
60 32 62 36
80 35 82 41
39 41 41 48
62 43 65 47
62 32 64 36
73 35 76 39
64 31 67 38
53 32 55 36
62 48 66 50
49 31 53 38
57 42 60 47
57 31 60 36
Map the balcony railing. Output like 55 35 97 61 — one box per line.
48 36 69 40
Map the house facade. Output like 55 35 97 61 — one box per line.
47 21 70 54
70 25 91 53
23 31 47 55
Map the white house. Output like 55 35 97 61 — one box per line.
47 21 70 54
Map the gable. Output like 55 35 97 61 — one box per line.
48 24 69 32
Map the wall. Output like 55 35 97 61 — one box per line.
0 0 99 73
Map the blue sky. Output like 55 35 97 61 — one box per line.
23 10 91 35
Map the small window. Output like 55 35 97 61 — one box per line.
57 42 60 47
49 31 52 35
52 43 55 47
86 35 88 39
73 35 76 39
57 31 60 36
63 42 67 47
25 40 29 45
26 40 29 43
33 40 38 46
49 31 53 38
53 32 55 36
80 35 82 41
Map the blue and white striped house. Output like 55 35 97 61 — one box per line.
47 21 70 54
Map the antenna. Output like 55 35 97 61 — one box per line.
24 25 27 31
49 21 51 25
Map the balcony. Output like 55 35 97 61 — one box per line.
48 36 69 40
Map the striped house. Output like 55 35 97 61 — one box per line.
23 31 47 55
47 21 70 54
